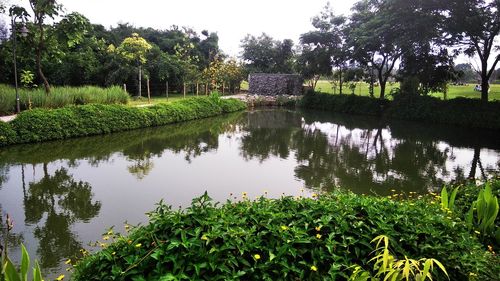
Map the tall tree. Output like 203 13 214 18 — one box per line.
300 3 349 94
240 33 295 73
115 33 152 97
446 0 500 101
29 0 61 94
348 0 403 99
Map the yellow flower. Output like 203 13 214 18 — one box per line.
55 274 65 281
242 192 248 196
474 230 480 235
312 193 318 198
281 225 289 231
201 235 208 241
316 234 322 239
310 265 318 271
64 259 71 265
112 252 116 255
103 235 110 241
315 226 322 231
107 230 113 235
391 189 396 192
99 242 107 248
135 243 142 248
254 254 261 260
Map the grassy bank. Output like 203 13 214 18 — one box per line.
0 96 246 146
299 92 500 130
0 84 130 115
72 181 499 281
313 80 500 101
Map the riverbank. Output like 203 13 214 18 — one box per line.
72 180 499 281
0 96 246 147
299 92 500 130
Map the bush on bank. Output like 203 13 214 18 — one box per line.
0 97 246 146
72 190 498 281
299 92 500 130
0 84 130 115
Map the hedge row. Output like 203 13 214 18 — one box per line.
0 97 246 146
72 190 499 281
299 93 500 130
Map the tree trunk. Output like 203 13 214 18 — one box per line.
37 22 50 95
147 78 151 103
469 147 480 179
339 68 343 95
480 73 489 102
379 81 386 100
138 65 142 98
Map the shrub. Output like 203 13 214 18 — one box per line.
0 121 16 146
299 93 389 116
0 84 130 115
72 192 498 281
0 97 246 146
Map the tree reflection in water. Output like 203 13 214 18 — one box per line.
23 165 101 269
239 109 500 195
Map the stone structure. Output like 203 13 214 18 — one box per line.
248 73 303 96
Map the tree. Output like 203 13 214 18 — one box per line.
300 3 350 94
348 0 404 99
296 45 331 91
28 0 62 94
454 63 478 83
240 33 294 73
398 44 456 96
446 0 500 101
116 33 152 97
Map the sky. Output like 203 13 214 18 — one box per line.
6 0 357 57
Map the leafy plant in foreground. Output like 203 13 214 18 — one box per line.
440 186 459 211
465 183 500 244
349 235 448 281
2 245 43 281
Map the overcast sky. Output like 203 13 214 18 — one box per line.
7 0 357 57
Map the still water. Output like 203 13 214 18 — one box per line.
0 109 499 276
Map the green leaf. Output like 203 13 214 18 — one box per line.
20 245 29 281
3 257 21 281
32 261 43 281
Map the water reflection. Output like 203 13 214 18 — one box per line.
24 166 100 269
0 109 499 276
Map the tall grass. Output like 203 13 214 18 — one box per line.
0 84 130 115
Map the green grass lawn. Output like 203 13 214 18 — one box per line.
128 94 186 106
314 80 500 101
241 79 500 100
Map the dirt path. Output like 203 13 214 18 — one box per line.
0 115 16 122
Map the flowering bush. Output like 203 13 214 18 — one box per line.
72 190 498 280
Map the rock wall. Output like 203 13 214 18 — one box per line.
248 74 303 96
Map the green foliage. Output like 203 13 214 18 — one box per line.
1 245 43 281
299 92 389 116
465 183 499 244
72 191 498 281
115 33 152 65
0 97 245 146
0 85 129 115
349 235 448 281
0 122 17 146
19 71 35 89
241 33 295 74
440 186 459 211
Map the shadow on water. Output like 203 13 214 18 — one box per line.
0 109 499 276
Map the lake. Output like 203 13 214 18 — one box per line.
0 108 499 277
